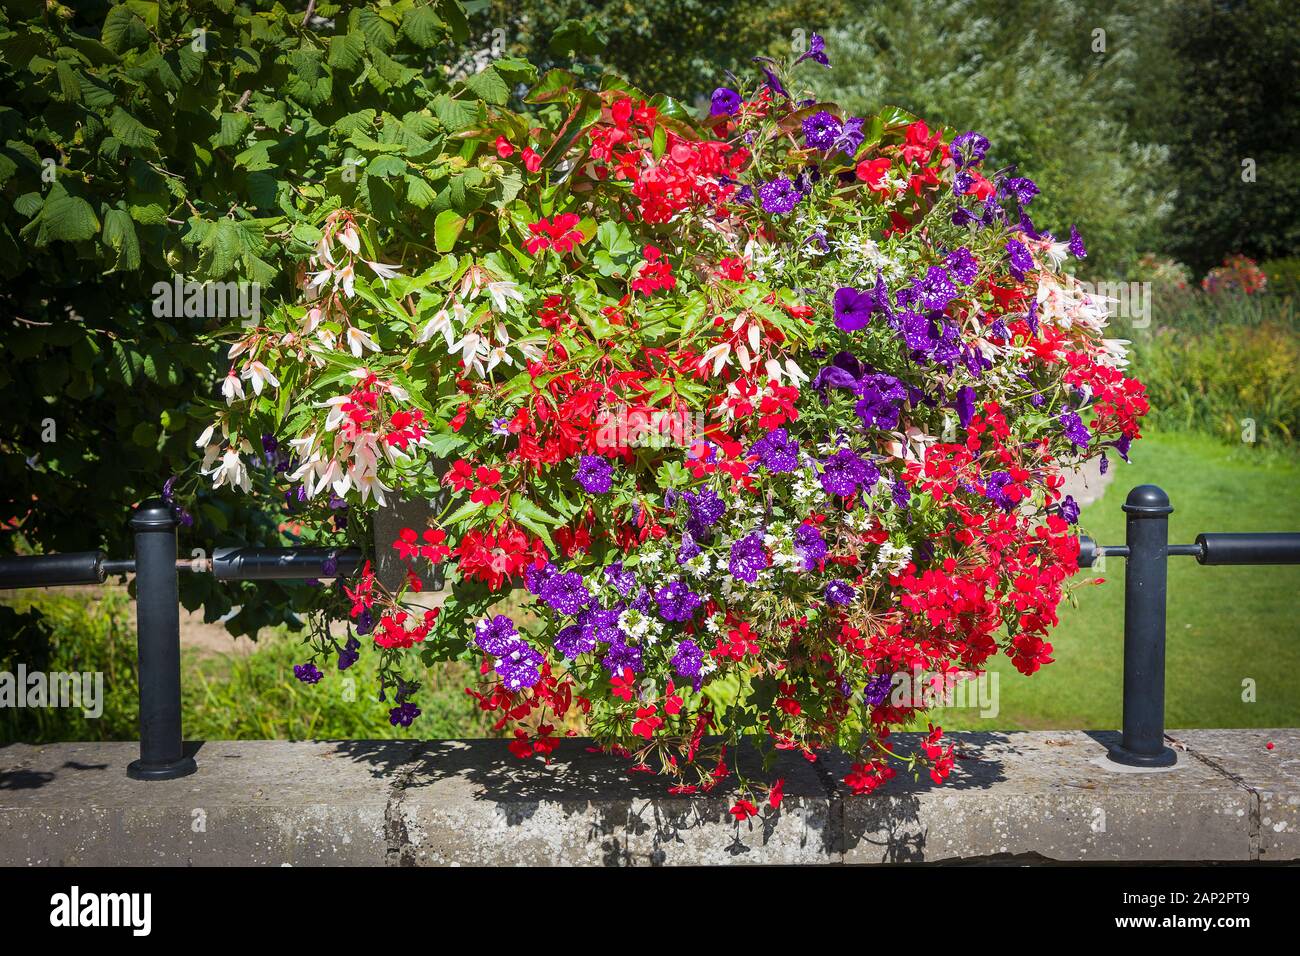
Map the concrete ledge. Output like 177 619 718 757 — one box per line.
0 730 1294 865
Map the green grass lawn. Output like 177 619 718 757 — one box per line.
939 430 1300 732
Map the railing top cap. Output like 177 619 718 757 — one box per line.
1122 483 1173 517
128 498 177 532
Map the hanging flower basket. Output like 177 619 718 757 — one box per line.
202 36 1147 805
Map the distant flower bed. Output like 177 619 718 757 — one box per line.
207 37 1146 804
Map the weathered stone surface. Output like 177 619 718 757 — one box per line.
823 731 1254 864
0 731 1294 866
396 737 830 866
0 740 398 865
1168 728 1300 862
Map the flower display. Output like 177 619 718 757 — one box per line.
206 36 1146 803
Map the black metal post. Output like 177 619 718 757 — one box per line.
1107 485 1177 768
126 500 196 781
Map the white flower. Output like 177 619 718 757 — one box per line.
365 260 401 284
417 307 456 346
240 360 279 395
486 280 524 313
221 373 244 405
346 327 380 358
209 448 251 493
195 423 216 448
338 224 360 255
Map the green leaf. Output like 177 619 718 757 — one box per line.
434 208 466 252
465 66 509 106
328 31 366 70
101 207 140 271
431 94 477 132
405 174 437 208
37 186 99 243
357 8 396 50
213 112 252 149
108 106 158 150
101 5 148 54
401 5 446 48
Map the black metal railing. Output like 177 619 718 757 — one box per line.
1077 484 1300 768
1 486 1297 780
0 499 360 780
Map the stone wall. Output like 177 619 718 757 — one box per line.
1 729 1294 865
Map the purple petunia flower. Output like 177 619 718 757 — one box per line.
1069 224 1087 259
1005 238 1033 281
671 638 706 691
474 614 545 691
854 373 908 431
950 130 989 168
1059 410 1091 448
891 477 911 509
524 561 557 596
575 455 613 494
293 662 323 684
602 631 643 675
1058 494 1081 525
946 247 979 285
554 624 592 660
604 561 637 597
338 636 360 671
912 266 958 311
388 702 422 727
684 487 725 529
794 32 830 67
656 580 703 623
819 448 879 497
984 471 1017 511
833 285 874 331
802 110 843 150
794 522 827 571
1004 176 1039 207
832 116 866 157
728 531 769 583
865 671 894 706
953 384 977 429
750 427 801 472
710 87 742 116
825 579 856 606
759 176 801 215
538 571 591 616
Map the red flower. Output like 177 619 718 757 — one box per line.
768 778 785 810
522 146 542 172
495 136 515 159
525 213 584 255
632 705 663 739
610 667 636 702
729 799 759 822
856 157 893 192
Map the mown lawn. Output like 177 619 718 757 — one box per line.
939 430 1300 731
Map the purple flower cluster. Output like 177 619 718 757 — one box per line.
802 111 843 150
865 671 894 707
684 487 725 537
759 177 801 215
671 638 706 690
604 560 637 597
824 579 856 606
656 579 703 622
710 87 741 116
1005 239 1033 281
950 130 989 168
337 635 360 671
1059 410 1091 448
575 455 613 493
294 662 323 684
388 702 421 727
946 247 979 285
819 448 879 497
602 631 643 675
749 427 800 472
794 522 827 571
538 570 591 615
474 615 544 691
728 531 769 583
983 471 1017 511
854 373 908 431
911 266 959 312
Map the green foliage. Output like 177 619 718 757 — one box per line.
0 0 510 637
1160 0 1300 274
471 0 854 102
803 0 1175 277
1262 257 1300 298
0 591 141 742
1128 289 1299 446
